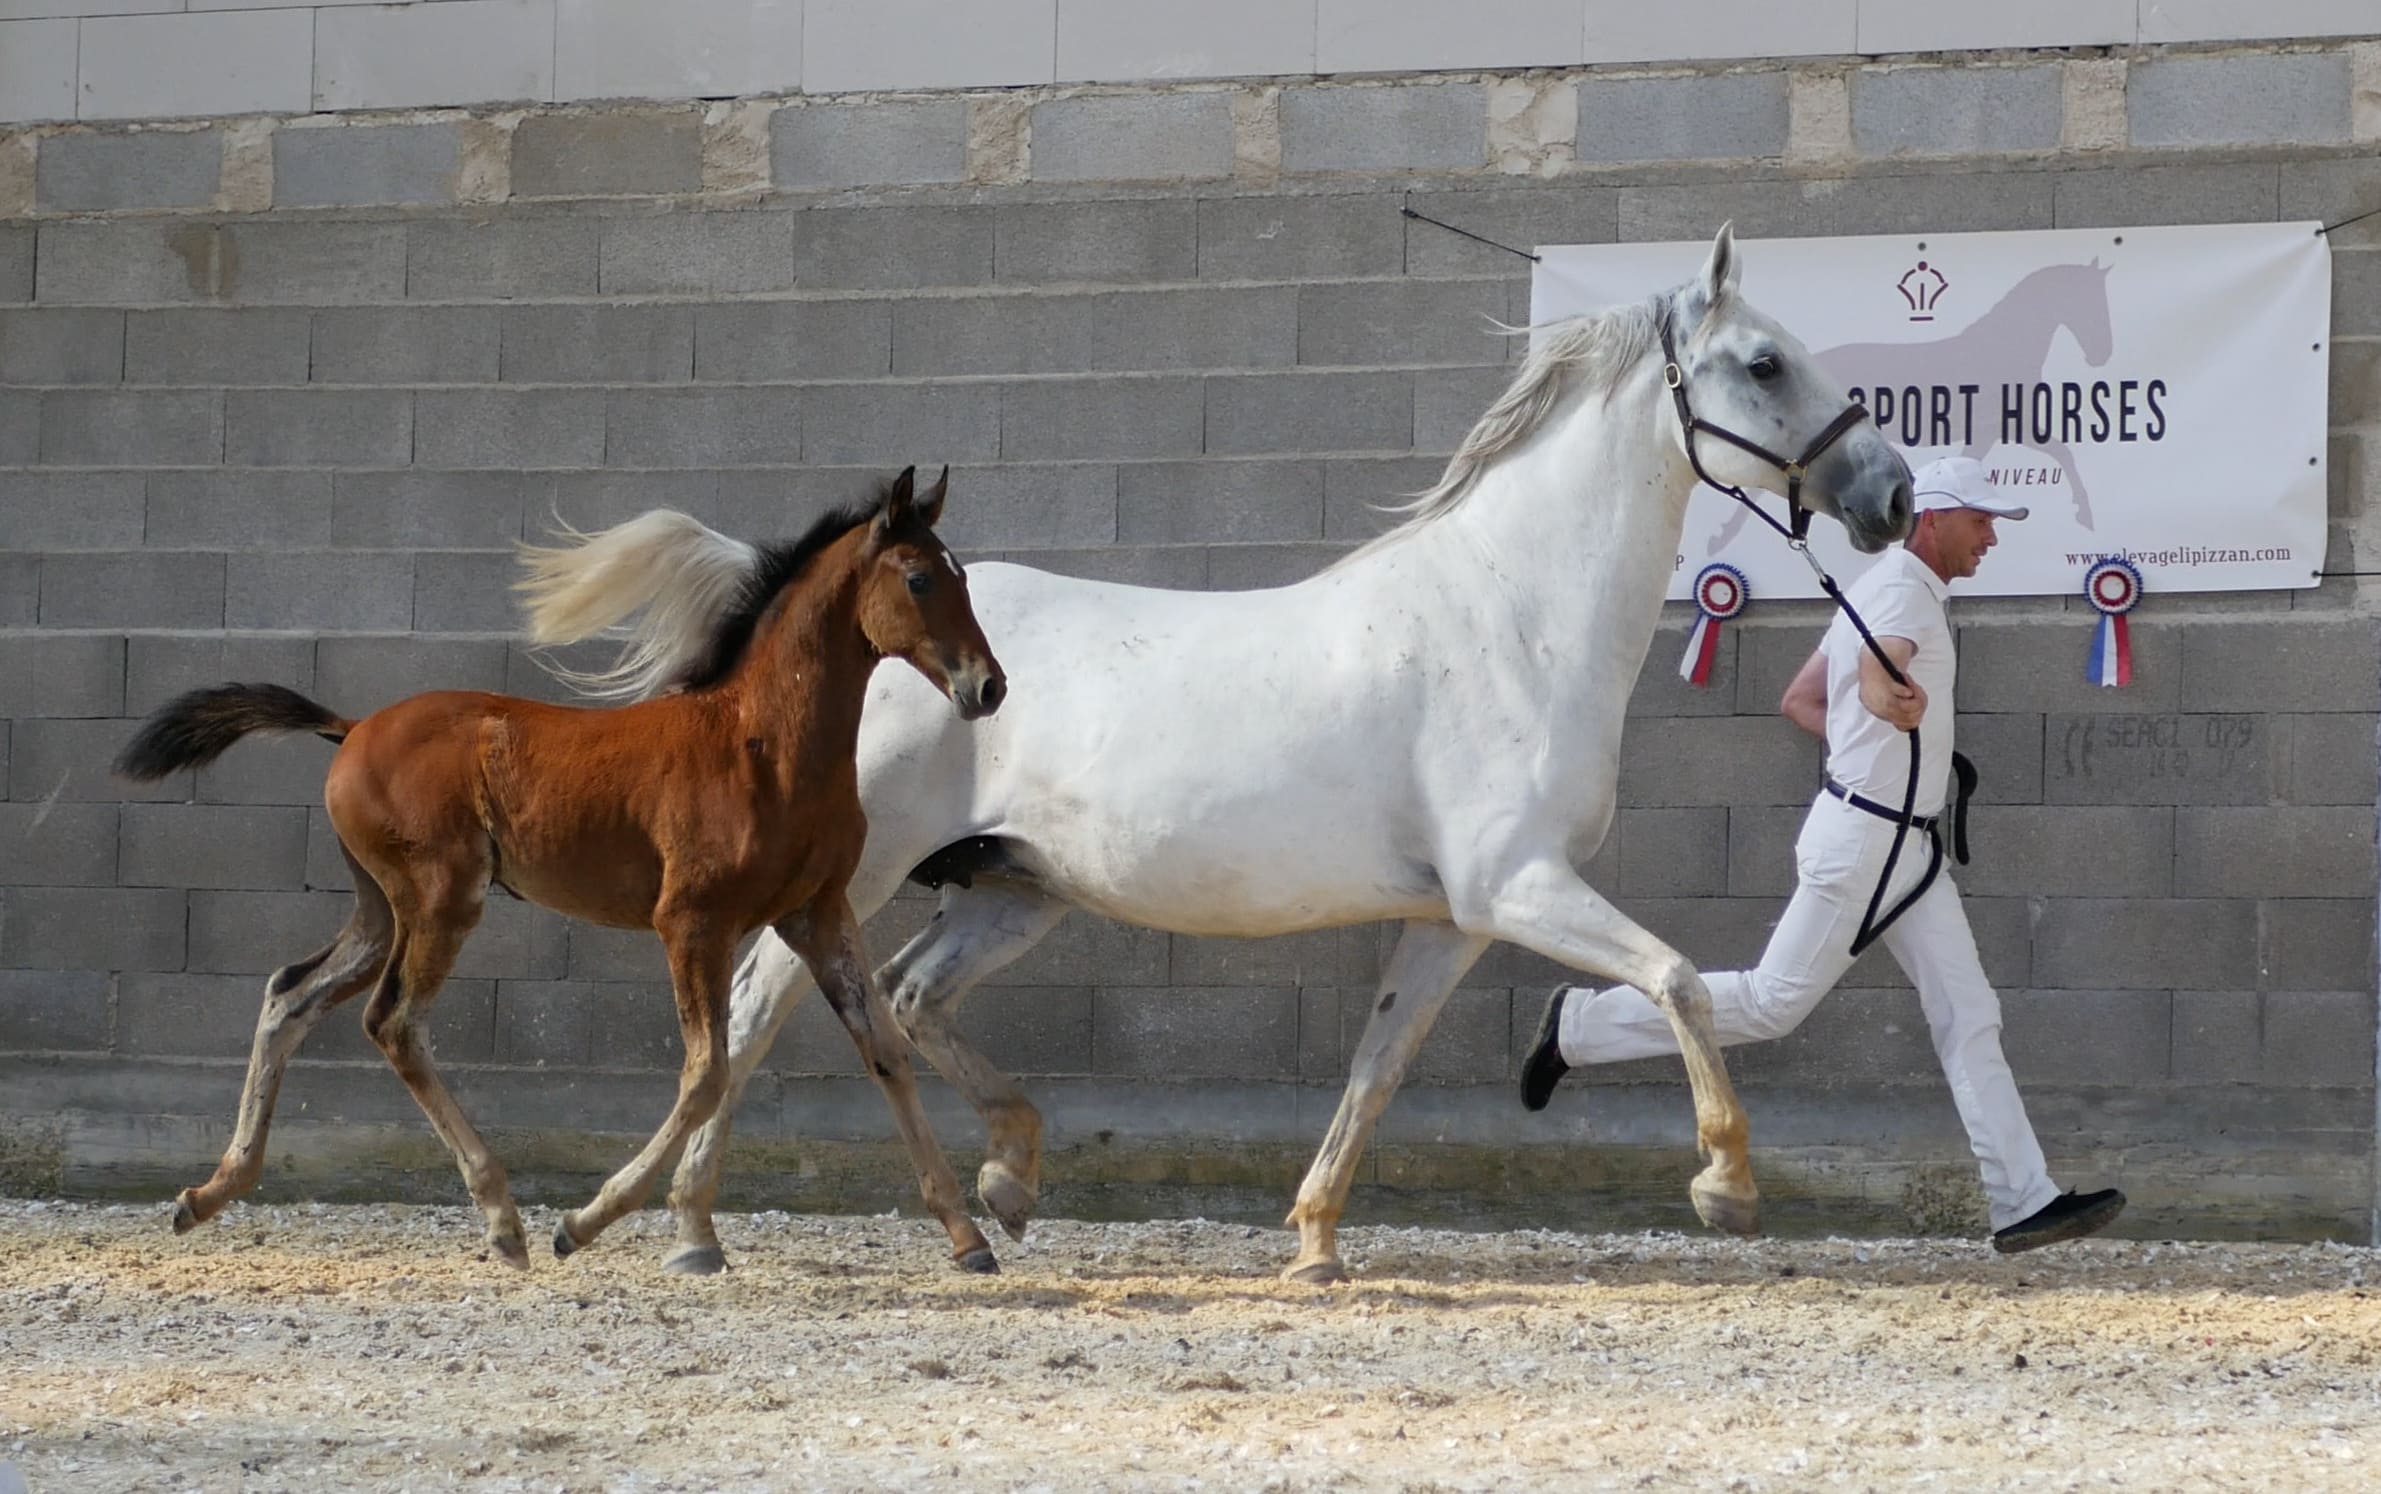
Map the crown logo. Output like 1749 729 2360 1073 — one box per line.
1898 261 1948 321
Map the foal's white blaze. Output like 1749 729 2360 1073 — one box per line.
528 225 1914 1278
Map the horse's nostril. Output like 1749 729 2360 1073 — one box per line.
979 677 1005 711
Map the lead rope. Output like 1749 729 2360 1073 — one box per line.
1656 314 1928 955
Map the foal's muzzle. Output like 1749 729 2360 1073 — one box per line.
953 665 1006 721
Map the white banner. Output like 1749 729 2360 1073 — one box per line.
1530 223 2332 598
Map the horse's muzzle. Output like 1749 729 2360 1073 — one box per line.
954 668 1006 721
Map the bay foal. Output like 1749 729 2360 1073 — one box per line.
115 467 1008 1272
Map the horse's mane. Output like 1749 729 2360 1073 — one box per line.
1329 295 1666 571
516 483 891 701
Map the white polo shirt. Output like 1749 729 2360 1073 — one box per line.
1820 546 1955 815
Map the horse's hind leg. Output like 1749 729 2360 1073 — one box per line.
879 880 1069 1241
1283 919 1488 1284
174 854 394 1232
784 893 996 1274
363 873 528 1266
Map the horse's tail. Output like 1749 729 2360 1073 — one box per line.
514 509 760 701
115 683 353 781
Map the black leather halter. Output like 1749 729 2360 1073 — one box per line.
1656 310 1926 955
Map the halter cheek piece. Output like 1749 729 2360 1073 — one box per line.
1656 311 1939 956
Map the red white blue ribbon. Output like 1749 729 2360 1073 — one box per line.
2083 557 2141 687
1679 563 1747 686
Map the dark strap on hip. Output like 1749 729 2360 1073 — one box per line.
1824 750 1980 868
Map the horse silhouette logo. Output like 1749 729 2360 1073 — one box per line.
1898 261 1949 321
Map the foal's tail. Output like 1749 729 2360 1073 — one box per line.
115 683 353 781
514 509 760 701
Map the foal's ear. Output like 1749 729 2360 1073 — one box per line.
1697 220 1740 308
917 465 949 528
878 465 919 537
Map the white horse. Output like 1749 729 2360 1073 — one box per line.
519 225 1914 1283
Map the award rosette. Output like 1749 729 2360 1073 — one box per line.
2082 556 2142 688
1678 563 1747 686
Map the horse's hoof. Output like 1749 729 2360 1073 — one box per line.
979 1166 1036 1244
662 1244 728 1277
552 1219 583 1259
955 1246 1001 1275
169 1193 202 1235
490 1234 532 1271
1690 1177 1761 1236
1282 1258 1348 1286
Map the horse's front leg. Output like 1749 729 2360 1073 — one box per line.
1460 856 1759 1235
1282 919 1490 1284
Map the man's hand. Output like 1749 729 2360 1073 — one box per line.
1858 636 1924 730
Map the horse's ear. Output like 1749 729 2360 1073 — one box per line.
878 465 918 537
1698 221 1740 308
917 465 949 528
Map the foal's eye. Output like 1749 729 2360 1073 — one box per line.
906 573 932 596
1748 353 1783 381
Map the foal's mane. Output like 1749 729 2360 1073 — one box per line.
1329 295 1666 571
516 480 898 702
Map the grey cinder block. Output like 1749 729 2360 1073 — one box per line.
1119 459 1323 545
0 969 110 1053
1618 715 1825 808
772 100 967 192
1 228 32 303
896 285 1295 378
39 552 225 630
34 220 218 305
1999 989 2173 1086
1850 66 2061 158
1092 986 1299 1078
41 390 222 466
225 389 413 467
408 219 602 300
1401 188 1620 275
37 129 222 212
513 112 703 198
126 634 315 718
0 308 126 385
1619 172 2055 244
788 204 996 291
1578 70 1790 164
0 472 147 550
931 463 1119 551
1300 279 1511 369
1002 375 1204 461
1204 370 1411 456
412 551 522 634
0 886 185 972
222 222 409 304
415 388 606 469
993 200 1197 285
147 470 339 550
311 307 501 385
274 123 464 208
2281 712 2379 806
692 300 892 381
2052 163 2280 230
2030 897 2258 989
194 730 335 808
224 551 417 632
2170 990 2259 1084
2177 807 2375 900
332 470 538 550
1280 84 1487 174
120 803 310 892
1197 193 1408 282
2180 620 2380 713
605 388 805 467
181 891 348 978
126 308 311 386
503 304 695 384
314 636 509 712
798 382 1001 465
2261 991 2375 1088
1204 541 1351 591
1031 93 1233 183
7 719 183 805
2260 898 2375 992
1414 365 1511 451
0 802 119 888
2129 52 2352 150
599 212 798 296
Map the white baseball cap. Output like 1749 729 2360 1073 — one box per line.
1911 455 2028 520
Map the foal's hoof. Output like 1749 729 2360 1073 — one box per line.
978 1166 1037 1244
662 1244 729 1277
169 1192 202 1236
1282 1258 1348 1286
1690 1176 1761 1237
955 1246 1001 1275
489 1234 532 1271
552 1219 584 1259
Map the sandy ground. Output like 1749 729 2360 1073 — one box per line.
2 1200 2378 1492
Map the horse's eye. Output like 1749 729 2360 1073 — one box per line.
1748 354 1782 381
906 573 931 596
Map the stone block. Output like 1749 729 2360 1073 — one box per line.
799 382 1002 465
120 803 309 891
563 922 667 984
0 886 183 971
314 0 556 112
0 801 117 887
1091 985 1298 1078
771 99 965 192
1297 279 1511 368
192 730 333 808
75 8 311 120
224 552 416 632
410 551 521 635
6 718 186 804
1031 92 1232 182
1204 541 1349 590
2336 248 2381 338
180 890 347 977
2032 897 2259 990
224 389 412 468
447 895 571 981
39 552 224 630
2260 898 2375 992
2000 989 2172 1087
1414 365 1511 450
407 218 601 300
1001 375 1203 460
1119 459 1323 544
991 911 1168 987
1401 187 1619 275
1279 83 1486 174
800 0 1054 93
951 985 1096 1077
1850 65 2061 158
314 636 509 712
691 299 890 381
146 470 334 552
39 128 222 213
40 390 220 466
894 285 1294 377
332 471 539 550
126 634 313 717
598 211 796 295
1196 193 1409 282
993 199 1197 285
1311 984 1511 1085
1959 620 2182 714
1168 926 1374 989
124 308 310 386
0 227 32 302
0 969 108 1053
32 220 215 305
2261 990 2375 1089
273 123 463 208
1322 455 1442 543
0 557 29 627
1609 805 1730 899
513 110 702 198
787 204 995 291
2181 619 2380 713
553 0 803 102
311 307 500 386
1725 802 1807 899
1204 370 1411 455
1955 712 2046 805
2281 712 2377 805
1618 715 1833 808
221 221 409 304
1577 70 1790 164
931 462 1117 551
2280 158 2381 250
416 388 606 468
1619 171 2055 242
489 979 679 1069
2177 807 2375 900
992 543 1208 590
2170 990 2260 1084
604 387 804 466
0 472 146 550
2052 162 2281 229
504 304 694 383
2129 52 2352 150
0 389 31 462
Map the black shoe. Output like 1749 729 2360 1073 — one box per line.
1991 1188 2126 1254
1517 986 1571 1112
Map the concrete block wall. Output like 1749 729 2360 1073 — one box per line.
2 40 2377 1244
